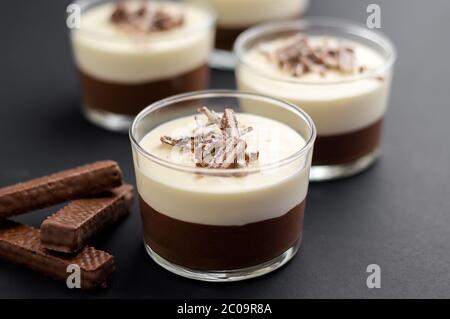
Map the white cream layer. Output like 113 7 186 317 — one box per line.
134 113 311 226
237 37 392 136
188 0 309 27
72 1 214 83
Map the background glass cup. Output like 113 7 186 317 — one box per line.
130 90 316 282
69 0 216 132
235 18 397 181
186 0 310 70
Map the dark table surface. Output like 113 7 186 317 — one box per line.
1 0 449 299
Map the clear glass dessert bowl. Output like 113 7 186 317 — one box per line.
234 18 396 181
69 0 216 132
130 90 316 281
186 0 310 70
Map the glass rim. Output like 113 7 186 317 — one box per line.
70 0 217 43
234 17 397 86
129 90 316 175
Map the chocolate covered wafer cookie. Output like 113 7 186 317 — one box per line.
0 221 114 289
41 184 134 253
0 160 122 219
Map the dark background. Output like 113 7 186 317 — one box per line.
0 0 449 298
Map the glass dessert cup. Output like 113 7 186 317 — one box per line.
69 0 215 133
235 18 397 181
130 90 316 282
187 0 310 70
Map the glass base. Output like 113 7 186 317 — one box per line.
209 49 236 70
310 149 380 182
144 239 300 282
83 106 133 133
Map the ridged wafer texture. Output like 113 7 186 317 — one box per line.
0 160 123 219
41 184 134 253
0 221 114 290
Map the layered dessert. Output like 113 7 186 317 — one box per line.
71 0 215 131
188 0 309 51
236 22 395 179
133 106 312 271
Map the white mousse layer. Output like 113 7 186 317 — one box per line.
237 37 392 136
189 0 309 27
133 113 311 226
72 1 214 83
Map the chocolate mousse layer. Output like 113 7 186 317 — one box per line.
313 119 383 166
140 197 305 270
216 15 302 51
79 64 209 116
216 26 247 51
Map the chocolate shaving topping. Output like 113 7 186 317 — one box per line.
222 109 240 139
338 46 356 73
111 1 184 34
161 107 259 169
198 106 221 125
260 33 367 77
160 135 192 147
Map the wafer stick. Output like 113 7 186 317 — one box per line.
0 221 115 289
0 161 122 219
41 184 134 253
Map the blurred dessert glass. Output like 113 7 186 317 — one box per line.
235 18 396 181
70 0 215 132
187 0 309 69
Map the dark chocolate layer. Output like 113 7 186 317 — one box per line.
140 197 305 270
215 15 302 51
79 64 209 116
215 26 247 51
313 119 383 166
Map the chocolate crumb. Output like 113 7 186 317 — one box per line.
111 2 129 24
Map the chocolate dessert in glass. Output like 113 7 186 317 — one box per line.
70 0 215 132
235 18 396 181
187 0 309 69
130 90 316 281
